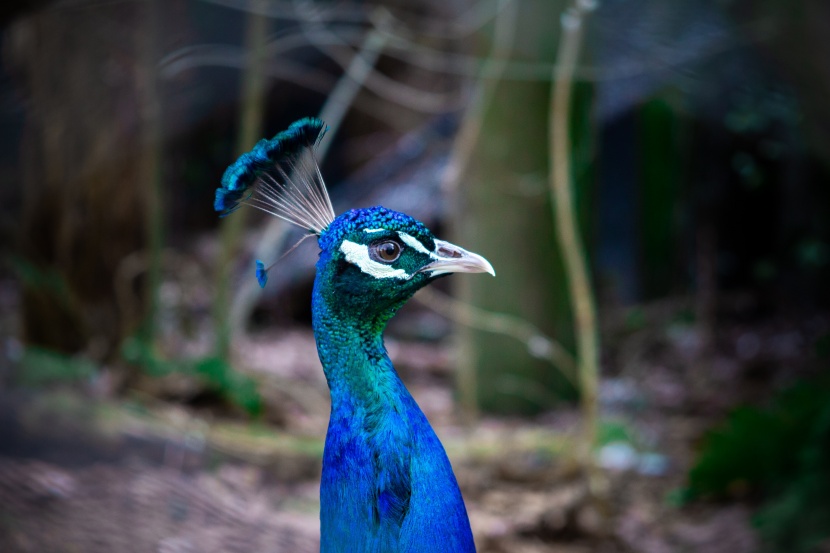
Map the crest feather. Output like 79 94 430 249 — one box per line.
215 117 336 234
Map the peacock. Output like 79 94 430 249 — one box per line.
215 118 494 553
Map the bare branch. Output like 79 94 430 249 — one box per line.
549 0 601 489
414 288 578 386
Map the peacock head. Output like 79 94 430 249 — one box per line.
215 117 494 316
314 205 493 315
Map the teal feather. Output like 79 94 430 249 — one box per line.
214 118 333 233
255 260 268 288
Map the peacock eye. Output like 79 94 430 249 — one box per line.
371 240 402 263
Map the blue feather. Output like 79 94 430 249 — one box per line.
255 259 268 288
214 117 328 216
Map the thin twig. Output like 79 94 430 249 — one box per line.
197 0 508 39
315 8 394 159
414 288 578 385
137 0 164 345
214 0 270 360
441 0 516 196
440 0 517 419
295 4 461 113
548 0 601 488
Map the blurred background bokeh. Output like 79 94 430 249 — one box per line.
1 0 829 551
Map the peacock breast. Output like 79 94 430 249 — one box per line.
320 394 475 553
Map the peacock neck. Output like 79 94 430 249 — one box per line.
311 269 409 406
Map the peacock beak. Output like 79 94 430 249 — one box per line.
420 239 496 277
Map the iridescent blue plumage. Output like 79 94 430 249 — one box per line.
214 117 330 223
216 120 494 553
312 207 483 552
255 259 268 288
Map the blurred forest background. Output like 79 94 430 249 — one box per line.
1 0 829 552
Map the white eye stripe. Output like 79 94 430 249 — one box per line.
397 232 437 258
363 228 386 233
339 240 411 280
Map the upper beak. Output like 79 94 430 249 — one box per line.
419 239 496 277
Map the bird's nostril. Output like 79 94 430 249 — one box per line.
438 246 462 259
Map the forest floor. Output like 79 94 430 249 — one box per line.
0 289 825 553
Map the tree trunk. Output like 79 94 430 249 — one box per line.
458 0 584 414
11 4 149 360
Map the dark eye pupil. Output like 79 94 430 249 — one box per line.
379 242 400 261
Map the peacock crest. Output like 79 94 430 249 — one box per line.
214 117 335 235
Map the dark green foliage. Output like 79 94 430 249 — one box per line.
598 419 637 446
193 356 262 416
638 97 684 298
8 255 86 353
8 256 75 312
623 308 648 332
122 336 262 416
755 404 830 552
15 347 96 385
687 376 830 552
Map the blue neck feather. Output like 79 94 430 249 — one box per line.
312 249 407 395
